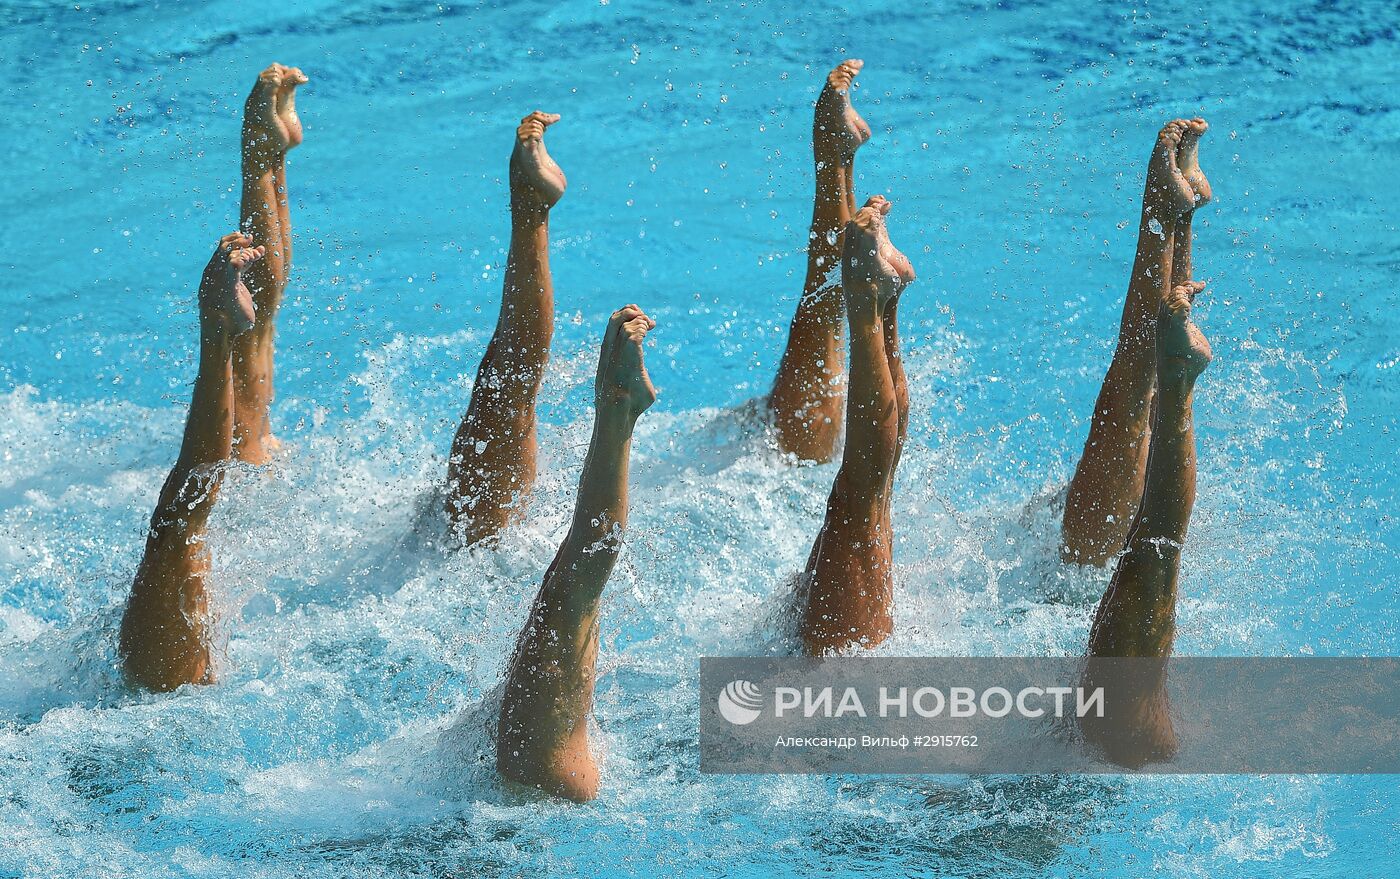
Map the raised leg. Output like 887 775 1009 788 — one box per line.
232 63 308 465
796 197 915 654
446 112 566 545
881 287 910 489
496 306 657 802
1062 119 1209 565
120 234 265 691
1080 282 1211 766
1169 117 1210 289
768 59 871 462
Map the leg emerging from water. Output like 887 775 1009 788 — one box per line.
496 306 657 802
120 235 265 691
233 63 308 465
446 112 567 544
1080 282 1211 766
1062 119 1209 565
769 60 871 462
882 279 911 489
796 197 915 654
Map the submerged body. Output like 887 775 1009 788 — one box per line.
119 234 267 690
446 112 567 545
768 60 872 463
1072 120 1215 766
1080 281 1212 766
234 63 307 465
792 197 915 655
495 305 658 801
1061 118 1211 566
120 65 306 690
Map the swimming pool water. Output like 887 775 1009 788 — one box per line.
1 0 1397 876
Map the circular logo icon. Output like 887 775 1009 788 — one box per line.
717 680 763 725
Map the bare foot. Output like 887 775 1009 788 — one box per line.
1156 281 1211 381
275 65 308 149
844 196 916 306
1145 120 1197 222
511 111 566 210
815 59 871 162
200 233 263 336
595 305 658 421
243 63 309 162
1175 118 1211 211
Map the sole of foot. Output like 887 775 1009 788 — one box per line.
596 304 658 420
200 233 263 336
846 196 916 303
244 63 308 157
511 111 566 208
816 59 871 161
1157 281 1212 380
1175 117 1211 210
1146 119 1199 221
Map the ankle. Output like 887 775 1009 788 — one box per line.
813 148 852 171
844 282 882 323
241 148 283 177
197 323 236 357
593 401 640 436
510 199 551 222
1155 366 1199 398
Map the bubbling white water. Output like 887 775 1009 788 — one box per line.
0 313 1367 876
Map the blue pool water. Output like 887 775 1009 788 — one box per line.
2 0 1398 875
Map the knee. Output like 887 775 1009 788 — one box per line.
480 340 549 386
495 730 599 802
118 605 212 692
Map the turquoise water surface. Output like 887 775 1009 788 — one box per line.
1 0 1397 876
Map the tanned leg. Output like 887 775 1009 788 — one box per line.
1061 119 1210 565
1080 282 1211 767
1169 119 1210 291
233 63 308 465
120 234 265 691
769 60 871 463
446 112 567 545
796 197 915 654
496 305 657 802
881 285 910 484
